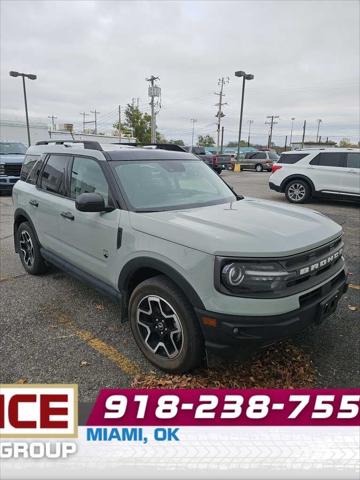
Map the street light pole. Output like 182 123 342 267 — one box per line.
21 75 31 146
9 71 37 146
235 70 254 160
316 119 322 143
247 120 253 147
190 118 197 148
290 117 295 148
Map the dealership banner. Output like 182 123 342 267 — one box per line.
1 384 359 479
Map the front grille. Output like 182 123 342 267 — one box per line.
280 236 344 290
4 163 22 176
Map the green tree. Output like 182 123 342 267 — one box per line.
339 138 357 148
227 140 248 147
168 139 185 146
198 135 215 147
113 104 163 143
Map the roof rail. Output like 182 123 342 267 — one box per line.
35 140 103 151
111 142 186 152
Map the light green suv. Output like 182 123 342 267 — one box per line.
13 140 348 372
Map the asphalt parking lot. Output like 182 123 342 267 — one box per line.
1 171 359 400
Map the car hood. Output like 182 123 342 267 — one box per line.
0 154 25 164
129 197 342 257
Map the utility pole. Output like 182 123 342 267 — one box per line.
265 115 279 148
190 118 197 148
146 75 160 143
118 105 122 142
48 114 57 131
214 77 229 153
80 112 89 133
301 120 307 148
289 117 295 147
316 119 322 142
91 109 100 134
220 126 225 153
284 135 288 151
247 120 253 147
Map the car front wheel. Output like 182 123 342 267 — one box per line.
255 163 263 172
285 179 311 203
129 275 204 373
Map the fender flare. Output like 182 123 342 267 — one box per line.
118 256 205 311
280 174 315 193
13 208 40 252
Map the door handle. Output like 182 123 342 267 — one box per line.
29 199 38 207
60 211 74 221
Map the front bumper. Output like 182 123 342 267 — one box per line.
196 269 348 352
269 181 281 192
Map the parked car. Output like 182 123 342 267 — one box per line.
0 141 26 192
269 149 360 203
13 140 348 372
239 151 279 172
184 146 231 174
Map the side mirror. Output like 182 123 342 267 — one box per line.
75 192 106 212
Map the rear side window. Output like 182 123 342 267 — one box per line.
20 155 40 182
347 153 360 169
254 152 266 159
310 152 347 167
278 153 307 164
40 154 71 195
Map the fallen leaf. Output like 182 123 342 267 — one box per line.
95 304 104 311
15 378 28 384
80 360 90 367
348 305 359 311
349 284 360 290
131 342 316 390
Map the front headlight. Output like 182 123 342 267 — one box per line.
220 261 295 294
0 164 5 175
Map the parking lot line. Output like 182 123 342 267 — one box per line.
56 312 141 376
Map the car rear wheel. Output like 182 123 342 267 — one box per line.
17 222 48 275
285 179 311 203
255 163 263 172
129 275 204 373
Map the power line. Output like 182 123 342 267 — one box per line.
265 115 279 148
47 114 57 131
90 109 100 134
80 112 89 133
214 76 229 153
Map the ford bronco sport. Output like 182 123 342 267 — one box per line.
13 140 348 372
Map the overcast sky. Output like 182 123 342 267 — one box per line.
1 0 359 145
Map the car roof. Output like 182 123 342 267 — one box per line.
282 148 360 154
107 148 196 161
26 143 197 162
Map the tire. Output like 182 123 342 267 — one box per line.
255 163 263 172
17 222 48 275
285 179 311 204
129 275 204 373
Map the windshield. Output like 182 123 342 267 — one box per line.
0 142 27 155
111 159 236 211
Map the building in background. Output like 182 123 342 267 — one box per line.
0 119 135 146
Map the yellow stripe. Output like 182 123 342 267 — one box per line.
56 313 141 376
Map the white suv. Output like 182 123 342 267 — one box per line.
269 149 360 203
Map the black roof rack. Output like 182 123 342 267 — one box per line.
111 142 186 152
36 140 103 151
